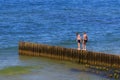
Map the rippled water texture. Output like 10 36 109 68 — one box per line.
0 0 120 54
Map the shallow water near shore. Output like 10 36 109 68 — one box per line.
0 55 109 80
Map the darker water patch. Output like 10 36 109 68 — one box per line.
70 68 81 73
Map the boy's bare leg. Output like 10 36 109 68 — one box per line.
78 43 80 50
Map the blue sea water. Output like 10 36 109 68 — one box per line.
0 0 120 79
0 0 120 53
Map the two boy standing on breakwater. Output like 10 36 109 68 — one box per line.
76 32 88 50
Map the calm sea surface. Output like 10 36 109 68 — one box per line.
0 0 120 80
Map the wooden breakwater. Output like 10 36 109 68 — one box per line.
19 42 120 79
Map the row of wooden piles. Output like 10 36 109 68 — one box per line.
19 42 120 79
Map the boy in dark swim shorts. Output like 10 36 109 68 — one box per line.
76 32 81 50
78 40 80 43
83 32 88 50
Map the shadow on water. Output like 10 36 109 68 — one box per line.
70 68 81 73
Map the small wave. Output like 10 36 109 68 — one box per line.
0 46 18 51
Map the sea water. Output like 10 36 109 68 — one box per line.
0 0 120 80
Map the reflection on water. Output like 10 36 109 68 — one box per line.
0 55 109 80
